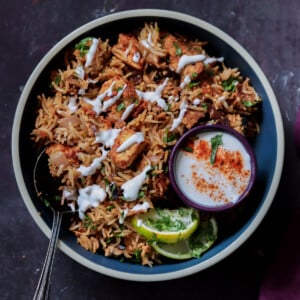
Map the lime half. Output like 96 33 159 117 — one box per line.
131 208 199 244
152 217 218 260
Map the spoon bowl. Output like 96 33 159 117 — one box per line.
32 147 71 300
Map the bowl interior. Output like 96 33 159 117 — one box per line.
13 10 283 280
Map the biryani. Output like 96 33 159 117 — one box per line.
31 22 261 265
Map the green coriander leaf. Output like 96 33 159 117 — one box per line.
221 77 238 92
188 82 200 88
191 72 198 79
75 37 93 57
117 102 126 111
163 129 178 143
202 103 208 111
183 146 193 153
210 134 223 165
173 42 182 56
106 205 115 211
242 99 259 107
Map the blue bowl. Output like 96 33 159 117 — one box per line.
12 9 284 281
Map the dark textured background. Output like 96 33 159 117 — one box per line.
2 1 300 299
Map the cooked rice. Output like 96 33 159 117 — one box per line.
31 22 261 266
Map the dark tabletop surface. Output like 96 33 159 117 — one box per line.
2 1 300 299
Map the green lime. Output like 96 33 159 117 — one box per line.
152 217 217 260
131 207 199 244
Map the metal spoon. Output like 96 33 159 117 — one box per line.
32 147 70 300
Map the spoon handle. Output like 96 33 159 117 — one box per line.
33 210 63 300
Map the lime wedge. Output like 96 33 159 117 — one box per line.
131 208 199 244
152 217 217 260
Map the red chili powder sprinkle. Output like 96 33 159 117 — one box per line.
189 139 250 203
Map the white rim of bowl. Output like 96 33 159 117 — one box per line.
11 9 284 281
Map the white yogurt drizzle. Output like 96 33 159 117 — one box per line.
203 56 224 65
119 202 151 224
102 84 127 112
95 128 121 148
78 88 86 95
176 54 206 73
75 66 85 80
119 208 129 224
136 78 169 110
130 201 151 212
121 164 152 201
85 38 99 68
180 75 191 89
77 147 109 176
140 40 150 49
84 81 126 115
170 100 188 131
68 97 78 113
132 51 141 63
218 95 229 109
77 184 107 219
121 103 135 120
193 98 201 106
116 132 144 153
176 55 224 73
141 32 153 49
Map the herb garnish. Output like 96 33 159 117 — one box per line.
183 146 193 153
83 215 96 230
147 215 186 232
188 82 200 88
221 77 238 92
117 102 126 111
210 134 223 165
75 37 93 57
242 99 259 107
163 128 178 143
173 42 182 56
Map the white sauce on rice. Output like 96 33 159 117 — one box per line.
176 54 206 73
116 132 144 153
170 100 188 131
203 56 224 65
84 81 126 115
68 97 78 113
136 78 169 110
95 128 121 148
132 52 141 63
85 38 99 68
102 85 127 112
180 75 191 89
75 66 85 80
121 164 151 201
77 184 107 219
77 148 109 176
193 98 201 106
121 103 135 120
131 201 150 212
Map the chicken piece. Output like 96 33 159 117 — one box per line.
112 33 144 70
182 110 205 129
105 80 139 124
138 23 167 68
182 62 204 80
110 128 147 169
45 143 78 177
163 34 188 71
